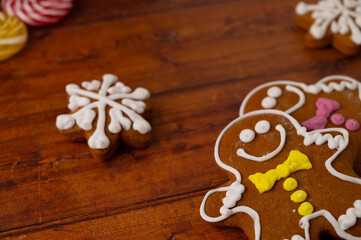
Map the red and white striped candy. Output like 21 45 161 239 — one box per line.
1 0 73 26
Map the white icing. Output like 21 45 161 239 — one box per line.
237 124 286 162
293 208 361 240
254 120 271 134
200 109 361 240
261 96 277 109
200 184 260 240
81 80 101 91
267 86 283 98
239 75 361 116
76 109 96 131
56 74 151 149
239 129 255 143
295 0 361 45
338 200 361 230
284 85 306 114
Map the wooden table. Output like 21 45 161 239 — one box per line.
1 0 361 239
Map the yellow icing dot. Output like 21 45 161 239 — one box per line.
248 150 312 193
0 12 28 62
291 190 307 203
283 177 298 191
298 202 314 216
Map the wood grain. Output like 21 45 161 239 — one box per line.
1 0 361 239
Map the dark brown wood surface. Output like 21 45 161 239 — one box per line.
1 0 361 239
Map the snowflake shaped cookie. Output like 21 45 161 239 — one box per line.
295 0 361 55
56 74 152 160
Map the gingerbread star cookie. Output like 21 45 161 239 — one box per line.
295 0 361 55
56 74 152 161
200 110 361 240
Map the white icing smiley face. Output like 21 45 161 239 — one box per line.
237 120 286 162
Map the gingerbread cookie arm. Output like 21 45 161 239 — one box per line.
315 75 361 98
200 184 261 240
295 208 361 240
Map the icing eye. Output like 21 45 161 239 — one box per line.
261 97 277 109
267 87 282 98
255 120 271 134
239 129 255 143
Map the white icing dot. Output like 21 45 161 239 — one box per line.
261 97 277 109
267 87 282 98
239 129 255 143
255 120 271 134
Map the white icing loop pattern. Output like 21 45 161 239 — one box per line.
56 74 151 149
338 200 361 230
2 0 73 26
295 0 361 45
220 181 245 216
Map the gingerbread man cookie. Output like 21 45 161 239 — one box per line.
295 0 361 55
56 74 152 161
200 110 361 239
239 75 361 175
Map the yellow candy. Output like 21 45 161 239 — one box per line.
283 177 298 191
298 202 314 216
249 150 312 193
291 190 307 203
0 12 28 62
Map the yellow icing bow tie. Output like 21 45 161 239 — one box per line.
0 12 28 62
249 150 312 193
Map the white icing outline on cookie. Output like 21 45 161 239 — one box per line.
236 124 286 162
200 109 361 240
295 0 361 45
239 75 361 116
56 74 151 150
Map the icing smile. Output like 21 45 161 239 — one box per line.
237 123 286 162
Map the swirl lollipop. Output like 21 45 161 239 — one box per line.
2 0 73 26
0 11 27 61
